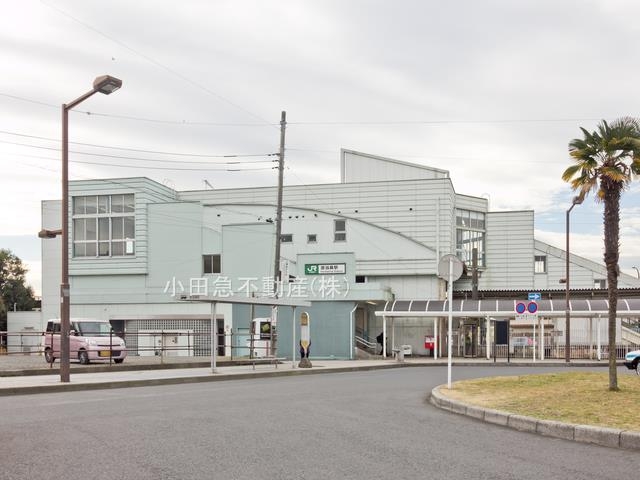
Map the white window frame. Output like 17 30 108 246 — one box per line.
72 194 135 258
334 219 346 242
534 255 547 274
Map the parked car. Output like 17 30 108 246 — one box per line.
43 318 127 365
623 350 640 375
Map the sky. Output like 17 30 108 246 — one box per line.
2 0 640 296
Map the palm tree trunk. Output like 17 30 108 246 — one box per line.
603 183 620 391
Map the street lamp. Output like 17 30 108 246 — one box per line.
633 266 640 279
59 75 122 383
565 195 583 363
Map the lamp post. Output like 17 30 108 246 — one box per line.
633 266 640 279
59 75 122 383
565 195 583 363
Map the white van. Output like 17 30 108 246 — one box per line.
43 318 127 365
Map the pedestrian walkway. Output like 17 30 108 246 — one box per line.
0 355 607 396
0 358 406 395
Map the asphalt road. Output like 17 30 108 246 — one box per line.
1 366 638 479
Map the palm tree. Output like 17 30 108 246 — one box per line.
562 117 640 391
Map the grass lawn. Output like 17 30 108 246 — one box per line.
439 371 640 431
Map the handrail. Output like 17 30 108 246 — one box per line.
355 335 377 350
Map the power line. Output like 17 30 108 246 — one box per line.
1 92 605 130
4 151 277 172
0 92 278 127
288 118 602 126
40 0 275 128
0 93 58 109
0 129 278 159
0 139 277 165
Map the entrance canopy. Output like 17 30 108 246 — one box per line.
376 298 640 318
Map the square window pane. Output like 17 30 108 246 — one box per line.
112 241 124 256
112 217 124 239
124 217 135 239
98 195 109 213
73 197 85 215
85 196 97 214
123 194 135 212
335 220 345 231
85 218 97 240
85 242 97 257
335 232 346 241
73 243 86 257
98 242 110 256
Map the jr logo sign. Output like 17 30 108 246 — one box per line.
305 264 319 275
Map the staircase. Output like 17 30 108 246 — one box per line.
621 326 640 347
355 328 381 359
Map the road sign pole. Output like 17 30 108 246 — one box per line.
437 254 463 390
447 256 453 389
533 320 536 362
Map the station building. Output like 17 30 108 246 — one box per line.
32 149 640 359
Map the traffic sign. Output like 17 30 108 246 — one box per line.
515 302 526 314
528 292 541 301
437 254 464 282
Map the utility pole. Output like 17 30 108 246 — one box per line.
273 111 286 289
272 111 286 356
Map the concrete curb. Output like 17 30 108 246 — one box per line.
430 385 640 452
0 359 610 377
0 362 406 397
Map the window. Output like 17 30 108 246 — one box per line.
72 194 135 257
455 209 485 267
534 255 547 274
355 275 365 283
334 219 346 242
307 234 317 243
280 234 293 243
594 279 606 289
203 254 221 274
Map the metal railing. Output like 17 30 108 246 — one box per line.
2 329 638 363
0 330 278 364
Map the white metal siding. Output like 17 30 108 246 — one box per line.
483 211 535 289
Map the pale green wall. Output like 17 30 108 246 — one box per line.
233 301 356 360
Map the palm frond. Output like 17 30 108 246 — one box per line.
600 166 631 183
561 164 582 181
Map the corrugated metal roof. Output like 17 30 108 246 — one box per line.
377 298 640 318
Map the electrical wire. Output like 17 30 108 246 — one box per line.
0 128 278 159
40 0 276 128
1 92 603 129
3 151 277 172
0 139 277 165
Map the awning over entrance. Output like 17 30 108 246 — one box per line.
376 298 640 318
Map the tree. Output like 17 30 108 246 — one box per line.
0 249 38 333
562 117 640 391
